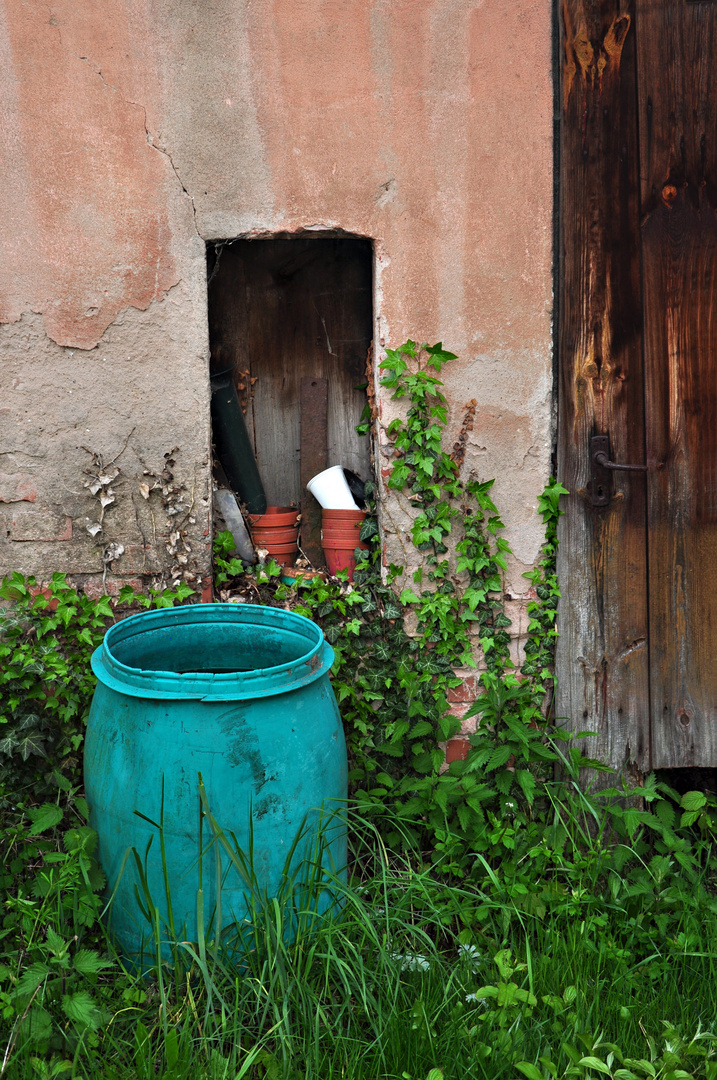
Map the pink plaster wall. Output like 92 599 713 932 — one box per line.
0 0 177 348
0 0 554 586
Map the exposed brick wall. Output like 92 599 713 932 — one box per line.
440 589 536 765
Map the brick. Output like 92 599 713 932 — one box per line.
28 586 58 612
448 674 480 703
10 508 72 541
0 473 37 503
201 577 214 603
508 634 529 669
445 738 470 764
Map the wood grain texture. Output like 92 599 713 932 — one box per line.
636 0 717 766
299 376 328 567
207 238 372 509
556 0 650 772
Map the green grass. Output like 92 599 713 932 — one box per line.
4 796 717 1080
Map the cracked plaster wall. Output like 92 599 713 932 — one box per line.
1 0 553 598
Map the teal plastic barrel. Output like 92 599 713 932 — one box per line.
84 603 347 963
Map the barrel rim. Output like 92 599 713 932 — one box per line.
91 603 333 701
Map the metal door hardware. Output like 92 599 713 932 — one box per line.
590 435 647 506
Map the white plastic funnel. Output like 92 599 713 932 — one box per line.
306 466 360 510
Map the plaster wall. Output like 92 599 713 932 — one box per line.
0 0 554 597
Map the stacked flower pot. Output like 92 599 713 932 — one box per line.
306 466 367 581
248 506 300 569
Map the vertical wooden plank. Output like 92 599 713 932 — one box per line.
556 0 650 772
635 0 717 766
300 376 328 567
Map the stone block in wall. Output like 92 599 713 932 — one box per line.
113 544 161 575
508 634 529 671
73 574 146 599
0 474 38 503
502 598 531 638
9 508 72 542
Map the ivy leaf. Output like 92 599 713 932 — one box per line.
399 588 420 605
360 518 379 541
0 728 47 761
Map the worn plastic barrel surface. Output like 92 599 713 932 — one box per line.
84 603 347 962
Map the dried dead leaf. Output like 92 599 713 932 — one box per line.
139 483 150 500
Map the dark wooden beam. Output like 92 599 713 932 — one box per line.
300 376 328 567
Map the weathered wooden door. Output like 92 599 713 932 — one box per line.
557 0 717 772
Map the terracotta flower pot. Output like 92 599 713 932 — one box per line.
322 528 368 544
322 509 365 522
323 539 367 580
322 522 363 536
320 508 367 579
251 526 299 545
248 505 299 569
249 506 300 528
322 509 366 536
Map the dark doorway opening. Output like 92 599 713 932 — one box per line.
207 236 373 565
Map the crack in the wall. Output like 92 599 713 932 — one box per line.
77 54 110 90
127 100 200 237
51 16 201 242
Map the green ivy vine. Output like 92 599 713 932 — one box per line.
215 340 576 878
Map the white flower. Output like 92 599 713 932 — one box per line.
390 951 430 972
458 944 482 970
465 993 488 1007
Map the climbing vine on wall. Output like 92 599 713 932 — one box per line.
216 340 575 877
